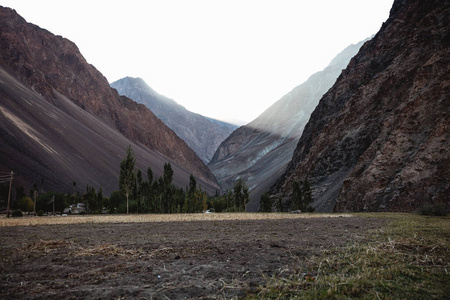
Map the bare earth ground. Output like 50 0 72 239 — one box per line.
0 213 384 299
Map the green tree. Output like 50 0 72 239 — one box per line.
260 192 272 212
97 187 104 213
18 196 34 212
291 181 303 211
119 145 136 214
303 178 313 211
141 166 154 213
188 174 197 197
277 197 284 212
162 162 174 213
136 169 143 213
84 185 98 214
36 192 66 214
109 190 123 213
233 179 249 212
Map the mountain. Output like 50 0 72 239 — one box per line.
111 77 237 164
208 40 366 211
0 6 220 195
271 0 450 212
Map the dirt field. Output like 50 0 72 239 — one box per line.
0 213 384 299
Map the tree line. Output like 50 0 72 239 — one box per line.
115 146 251 214
259 178 314 213
1 146 315 215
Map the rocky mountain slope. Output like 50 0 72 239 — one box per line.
208 41 365 210
0 6 220 194
111 77 237 164
271 0 450 212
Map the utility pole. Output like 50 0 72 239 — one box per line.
33 190 37 216
47 195 55 216
6 171 14 218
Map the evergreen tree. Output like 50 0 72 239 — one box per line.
144 166 154 213
233 179 249 212
84 185 98 214
260 192 272 212
188 174 197 197
119 145 136 214
109 190 123 213
97 187 103 214
292 181 303 211
136 169 143 213
303 178 313 211
147 167 153 185
162 162 174 213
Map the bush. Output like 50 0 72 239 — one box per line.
418 203 448 216
37 210 44 216
306 205 316 213
18 196 34 212
12 209 23 217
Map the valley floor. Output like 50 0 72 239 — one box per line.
0 213 448 299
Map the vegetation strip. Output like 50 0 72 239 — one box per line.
246 213 450 299
0 213 351 227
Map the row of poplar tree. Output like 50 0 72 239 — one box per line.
4 146 315 215
114 146 250 214
259 179 314 213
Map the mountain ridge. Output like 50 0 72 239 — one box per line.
209 40 366 210
271 0 450 212
111 77 237 164
0 6 220 194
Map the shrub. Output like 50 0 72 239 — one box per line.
418 203 448 216
306 205 316 213
12 209 23 217
37 210 44 216
18 196 34 212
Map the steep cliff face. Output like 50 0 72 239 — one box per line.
208 41 365 210
0 6 220 192
271 0 450 212
111 77 237 164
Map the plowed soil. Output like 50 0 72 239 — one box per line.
0 214 384 299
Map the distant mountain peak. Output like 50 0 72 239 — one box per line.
271 0 450 212
208 39 366 210
111 77 237 164
0 6 220 194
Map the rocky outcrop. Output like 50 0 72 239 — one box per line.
208 41 365 210
271 0 450 212
111 77 237 164
0 6 220 193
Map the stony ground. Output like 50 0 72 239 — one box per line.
0 214 384 299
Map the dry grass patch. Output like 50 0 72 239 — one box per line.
247 213 450 299
0 212 351 227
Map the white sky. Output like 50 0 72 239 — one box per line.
3 0 393 125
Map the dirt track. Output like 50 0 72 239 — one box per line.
0 214 384 299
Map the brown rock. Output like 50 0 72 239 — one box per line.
271 0 450 212
0 6 219 192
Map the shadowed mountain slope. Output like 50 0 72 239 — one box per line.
0 6 220 194
111 77 237 164
271 0 450 212
208 41 365 211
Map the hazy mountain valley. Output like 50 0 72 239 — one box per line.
0 6 219 199
208 40 367 211
111 77 237 164
1 0 449 214
1 1 449 298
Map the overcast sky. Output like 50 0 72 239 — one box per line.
3 0 394 124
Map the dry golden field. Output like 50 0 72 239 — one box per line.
0 212 351 227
